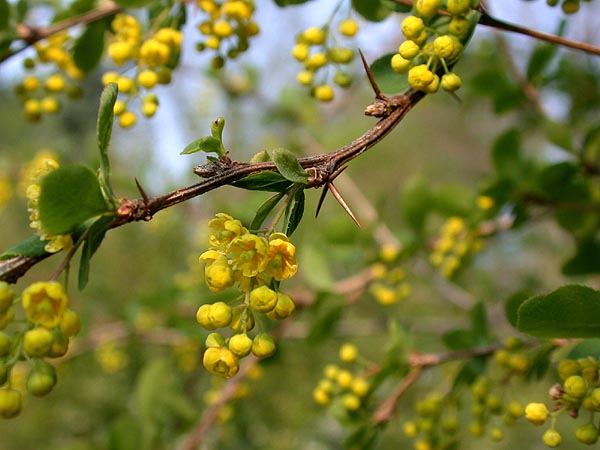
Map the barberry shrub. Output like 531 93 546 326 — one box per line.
0 0 599 449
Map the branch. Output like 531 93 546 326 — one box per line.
392 0 600 57
372 343 503 425
1 0 123 63
0 89 426 284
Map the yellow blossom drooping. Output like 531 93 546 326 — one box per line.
21 281 68 328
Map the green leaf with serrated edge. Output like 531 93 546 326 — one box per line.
231 172 292 192
505 289 534 329
97 83 117 200
73 20 106 73
352 0 392 22
0 236 49 260
517 285 600 338
180 136 222 155
39 165 111 235
0 0 10 30
79 215 113 290
567 339 600 360
370 53 410 94
250 191 286 231
286 189 305 237
270 149 309 184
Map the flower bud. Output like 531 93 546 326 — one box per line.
0 282 14 314
266 293 296 320
576 423 599 445
26 362 57 397
558 359 581 380
0 388 21 418
0 332 11 357
542 428 562 448
205 263 234 292
251 333 276 358
209 302 233 328
59 309 81 337
525 402 549 426
205 332 225 348
228 333 253 357
342 393 361 411
564 375 588 399
249 286 278 313
23 327 54 357
229 306 255 332
339 343 359 363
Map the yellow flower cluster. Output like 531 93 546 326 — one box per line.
0 281 81 418
369 244 412 306
525 356 600 447
429 216 483 278
293 17 359 102
197 213 298 378
104 14 183 128
24 154 73 254
391 1 479 94
313 344 370 412
196 0 260 69
16 32 84 122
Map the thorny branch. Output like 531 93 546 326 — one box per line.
0 89 425 284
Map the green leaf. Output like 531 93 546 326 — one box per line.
528 343 555 381
271 149 309 184
301 243 334 291
543 119 574 152
431 183 473 217
109 414 143 450
370 53 410 94
352 0 392 21
0 236 48 260
567 339 600 360
442 329 476 350
527 44 558 85
73 20 106 73
210 117 225 140
470 301 489 342
504 289 534 329
517 285 600 338
401 176 431 233
452 357 487 388
180 136 223 155
250 192 286 231
562 236 600 276
492 128 524 181
231 172 293 192
39 165 111 235
113 0 157 7
97 83 117 200
380 0 411 12
0 0 10 30
286 189 305 237
79 215 113 290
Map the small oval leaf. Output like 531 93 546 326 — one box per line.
270 148 309 184
180 136 223 155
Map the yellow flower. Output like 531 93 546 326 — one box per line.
204 261 234 292
203 347 239 378
525 402 549 426
22 281 68 328
229 234 269 277
249 286 278 313
264 234 298 281
208 213 248 248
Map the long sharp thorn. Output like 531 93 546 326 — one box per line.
135 178 150 205
315 184 330 218
328 181 361 227
359 49 385 100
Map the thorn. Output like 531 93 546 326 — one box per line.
359 49 386 100
135 178 152 220
328 181 361 227
315 184 329 218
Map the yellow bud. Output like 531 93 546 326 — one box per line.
228 333 253 357
251 333 276 358
249 286 278 313
525 402 549 426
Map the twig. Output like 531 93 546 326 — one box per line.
372 343 503 425
1 0 123 63
0 89 426 284
391 0 600 57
